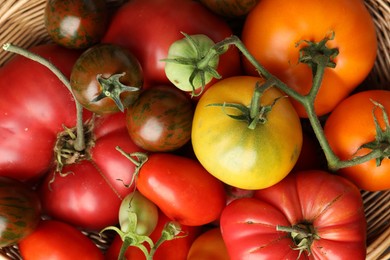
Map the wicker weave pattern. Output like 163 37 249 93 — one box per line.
0 0 389 259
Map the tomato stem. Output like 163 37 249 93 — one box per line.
205 35 385 171
2 43 86 151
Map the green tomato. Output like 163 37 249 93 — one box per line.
164 34 220 94
119 190 158 236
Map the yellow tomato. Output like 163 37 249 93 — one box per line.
192 76 302 189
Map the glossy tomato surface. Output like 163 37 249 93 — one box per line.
126 85 194 152
39 112 144 230
242 0 377 117
102 0 241 90
0 44 88 182
187 228 230 260
70 43 143 114
192 76 302 189
19 220 104 260
44 0 108 49
136 153 226 226
0 177 41 247
324 90 390 191
220 170 367 259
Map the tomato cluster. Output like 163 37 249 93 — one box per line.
0 0 386 259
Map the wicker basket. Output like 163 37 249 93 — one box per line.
0 0 389 259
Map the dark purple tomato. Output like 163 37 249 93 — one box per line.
70 43 143 115
126 85 194 152
0 177 41 247
44 0 108 49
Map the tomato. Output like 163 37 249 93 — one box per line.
119 151 226 226
105 210 201 260
39 112 144 230
0 44 88 182
19 219 104 260
70 43 143 114
241 0 377 117
118 191 158 236
126 85 194 152
200 0 259 18
324 90 390 191
0 177 41 247
192 76 302 189
187 228 230 260
44 0 108 49
293 129 327 172
220 170 367 259
102 0 241 91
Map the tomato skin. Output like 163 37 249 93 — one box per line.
0 44 88 182
137 153 226 226
187 228 230 260
118 191 158 236
44 0 108 49
192 76 302 190
220 170 367 260
0 177 41 247
39 112 144 230
126 85 194 152
70 43 143 114
324 90 390 191
105 210 201 260
19 220 104 260
242 0 377 117
200 0 259 17
102 0 241 90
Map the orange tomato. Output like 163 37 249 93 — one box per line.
324 90 390 191
242 0 377 117
187 228 230 260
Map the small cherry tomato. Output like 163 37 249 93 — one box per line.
70 43 143 114
0 177 41 247
44 0 108 49
126 85 194 152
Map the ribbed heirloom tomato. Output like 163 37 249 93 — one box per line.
220 170 367 259
192 76 302 190
242 0 377 117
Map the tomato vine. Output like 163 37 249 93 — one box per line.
164 33 385 172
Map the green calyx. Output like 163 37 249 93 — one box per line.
93 72 141 112
208 79 284 130
359 99 390 166
277 223 320 259
297 32 339 72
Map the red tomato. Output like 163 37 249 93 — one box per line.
324 90 390 191
105 210 201 260
102 0 241 91
39 112 144 230
0 44 88 182
242 0 377 117
187 228 230 260
220 170 367 259
19 220 104 260
124 152 226 226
